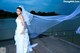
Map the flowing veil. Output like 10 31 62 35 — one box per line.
19 4 80 38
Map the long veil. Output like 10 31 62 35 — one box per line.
19 4 80 38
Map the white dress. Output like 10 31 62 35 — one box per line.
14 17 32 53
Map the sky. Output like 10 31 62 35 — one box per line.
0 0 80 15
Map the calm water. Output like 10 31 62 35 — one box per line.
0 18 16 41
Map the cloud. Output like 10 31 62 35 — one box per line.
3 0 50 6
43 3 49 6
3 0 36 5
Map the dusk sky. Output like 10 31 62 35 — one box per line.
0 0 80 15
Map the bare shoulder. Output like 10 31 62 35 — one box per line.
19 15 24 21
19 15 23 19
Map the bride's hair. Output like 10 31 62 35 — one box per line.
17 7 22 11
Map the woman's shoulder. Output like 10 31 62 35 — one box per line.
19 15 23 18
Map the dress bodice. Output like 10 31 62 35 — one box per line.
15 17 24 34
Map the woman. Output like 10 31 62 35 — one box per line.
14 7 37 53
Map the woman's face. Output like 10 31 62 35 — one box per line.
16 9 22 15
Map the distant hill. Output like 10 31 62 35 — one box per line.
0 10 59 19
30 10 59 16
0 10 17 19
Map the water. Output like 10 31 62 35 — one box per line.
0 18 16 41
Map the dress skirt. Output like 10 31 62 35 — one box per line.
14 29 32 53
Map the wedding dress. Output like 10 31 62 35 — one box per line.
14 17 37 53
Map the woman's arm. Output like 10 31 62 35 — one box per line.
19 15 25 35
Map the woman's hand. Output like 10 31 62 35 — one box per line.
20 27 24 35
20 30 24 35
